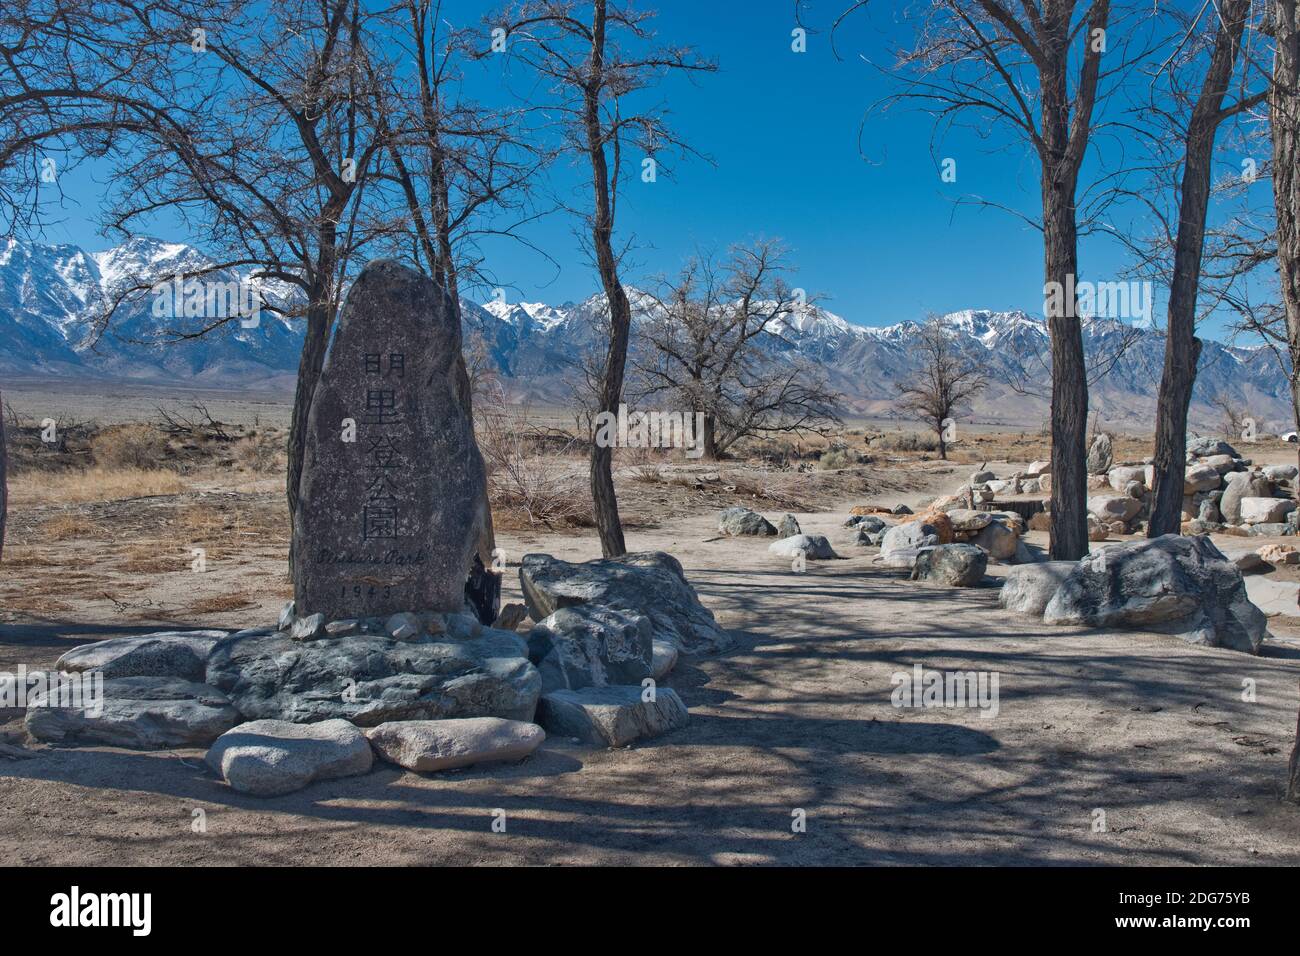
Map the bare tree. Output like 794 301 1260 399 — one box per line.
1137 0 1264 537
97 0 392 575
0 1 173 238
896 316 988 459
637 240 840 459
497 0 716 557
837 0 1132 559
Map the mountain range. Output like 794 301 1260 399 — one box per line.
0 235 1292 430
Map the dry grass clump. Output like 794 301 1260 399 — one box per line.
185 593 257 615
37 514 105 541
721 469 818 510
231 428 287 474
818 448 859 470
114 543 189 575
90 422 170 469
874 431 939 453
7 466 186 505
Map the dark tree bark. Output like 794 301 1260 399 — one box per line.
582 0 630 558
1148 0 1254 538
502 0 713 556
0 389 6 562
1270 0 1300 804
1037 0 1107 560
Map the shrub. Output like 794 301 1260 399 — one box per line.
90 423 168 469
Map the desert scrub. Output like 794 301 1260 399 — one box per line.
818 448 856 470
90 423 169 469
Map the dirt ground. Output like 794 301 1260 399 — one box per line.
3 456 1300 866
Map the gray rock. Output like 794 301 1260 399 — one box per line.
1042 535 1268 654
25 676 238 748
999 562 1078 617
650 639 678 679
1088 495 1141 522
366 717 544 772
205 629 540 725
946 509 993 532
844 514 887 532
526 606 653 694
1183 462 1222 493
1248 522 1294 537
290 613 325 642
536 685 689 748
1086 433 1114 474
55 630 227 682
768 534 838 560
277 602 296 631
776 514 802 537
1199 497 1223 524
880 520 939 563
384 611 422 641
1107 465 1146 492
518 551 729 656
1239 497 1295 525
718 507 777 536
970 470 996 485
325 619 360 637
910 544 987 587
291 258 493 623
206 718 373 796
1265 464 1299 482
1187 437 1238 459
1220 471 1272 524
892 504 914 515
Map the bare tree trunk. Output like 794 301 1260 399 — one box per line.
286 232 337 573
1290 679 1300 803
0 389 7 562
1149 0 1250 538
583 0 628 558
701 413 719 461
1272 0 1300 803
1042 155 1089 558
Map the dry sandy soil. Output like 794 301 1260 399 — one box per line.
3 448 1300 866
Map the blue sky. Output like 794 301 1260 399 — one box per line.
36 0 1265 337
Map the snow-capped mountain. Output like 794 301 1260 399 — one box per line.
0 236 1291 428
0 236 303 383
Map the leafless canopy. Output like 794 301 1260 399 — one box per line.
895 315 987 459
636 240 841 459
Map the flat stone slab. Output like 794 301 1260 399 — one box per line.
1244 576 1300 617
205 629 540 726
536 685 689 748
56 630 228 681
366 717 545 772
206 718 373 796
25 676 238 749
519 551 729 656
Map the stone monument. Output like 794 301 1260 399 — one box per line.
291 259 496 622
